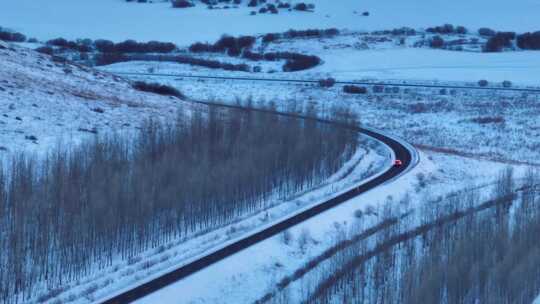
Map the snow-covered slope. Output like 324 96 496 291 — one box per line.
0 42 190 158
1 0 538 45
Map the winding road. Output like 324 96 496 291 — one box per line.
99 104 416 304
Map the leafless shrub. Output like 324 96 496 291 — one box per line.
281 230 293 245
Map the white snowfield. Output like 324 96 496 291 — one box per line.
0 43 190 158
310 48 540 86
1 0 539 45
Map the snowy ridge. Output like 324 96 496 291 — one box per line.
0 42 192 159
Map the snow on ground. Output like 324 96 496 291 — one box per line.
0 42 191 160
137 144 531 304
1 0 539 45
308 48 540 85
37 132 389 304
102 45 540 87
98 69 540 303
97 26 540 87
113 71 540 166
0 43 395 304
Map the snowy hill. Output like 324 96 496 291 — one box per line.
0 42 190 158
1 0 538 45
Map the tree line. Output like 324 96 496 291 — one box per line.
0 105 358 303
263 168 540 304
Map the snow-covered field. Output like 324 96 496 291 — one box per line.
113 71 540 166
1 0 539 45
2 0 540 302
137 141 531 304
101 69 540 302
95 27 540 87
3 0 540 87
0 43 395 304
309 48 540 85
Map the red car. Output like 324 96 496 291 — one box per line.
394 159 403 167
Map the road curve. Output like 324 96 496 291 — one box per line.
99 104 415 304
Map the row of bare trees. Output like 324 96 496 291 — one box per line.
0 105 358 303
265 168 540 304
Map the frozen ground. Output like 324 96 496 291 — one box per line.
103 70 540 303
1 0 539 45
309 48 540 85
0 42 191 160
27 131 389 304
137 143 531 304
0 43 394 304
98 26 540 87
113 72 540 166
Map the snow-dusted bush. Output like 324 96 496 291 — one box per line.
478 79 489 87
484 32 515 52
0 27 26 42
132 81 185 99
281 230 293 245
293 2 314 11
36 46 54 55
343 85 367 94
282 53 321 71
263 33 279 43
318 78 336 88
94 39 115 52
478 27 497 37
297 228 312 254
172 0 195 8
189 35 255 54
470 116 505 124
429 35 445 48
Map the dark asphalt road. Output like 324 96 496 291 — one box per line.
100 107 412 304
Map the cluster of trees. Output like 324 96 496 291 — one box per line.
272 168 540 304
253 2 313 14
517 31 540 50
35 38 177 56
189 35 256 56
242 51 321 71
94 39 176 53
0 26 26 42
426 24 468 35
478 27 497 37
132 81 185 98
481 29 540 52
171 0 195 8
262 28 340 43
484 31 516 52
282 54 320 71
429 35 445 48
0 105 358 303
167 0 313 11
95 53 251 71
189 28 339 55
